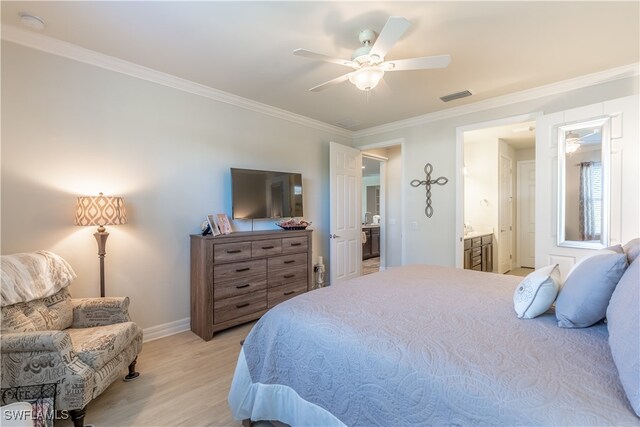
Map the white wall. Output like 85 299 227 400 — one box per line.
515 147 535 162
536 94 639 279
464 139 497 236
384 145 403 267
1 41 351 330
361 175 380 221
353 76 639 268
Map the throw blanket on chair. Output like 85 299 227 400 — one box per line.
1 251 76 307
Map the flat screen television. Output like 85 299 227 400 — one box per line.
231 168 303 219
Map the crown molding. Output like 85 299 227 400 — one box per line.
353 63 640 139
3 25 637 142
1 25 353 139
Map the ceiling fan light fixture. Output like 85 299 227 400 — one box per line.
565 131 581 153
349 67 384 91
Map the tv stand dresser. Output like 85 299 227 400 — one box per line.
190 229 312 340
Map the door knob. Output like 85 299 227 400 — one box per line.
329 234 341 238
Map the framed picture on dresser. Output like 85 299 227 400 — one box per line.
207 214 221 236
216 213 232 234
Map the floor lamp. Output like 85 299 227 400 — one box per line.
75 192 127 297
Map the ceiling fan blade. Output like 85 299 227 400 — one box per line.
369 16 411 60
293 49 356 68
309 72 354 92
383 54 451 71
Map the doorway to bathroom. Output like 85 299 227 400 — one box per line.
457 113 538 275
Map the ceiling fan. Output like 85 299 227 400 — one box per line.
565 129 600 153
293 16 451 93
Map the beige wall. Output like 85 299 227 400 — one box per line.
1 41 350 330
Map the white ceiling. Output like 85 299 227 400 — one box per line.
2 2 638 131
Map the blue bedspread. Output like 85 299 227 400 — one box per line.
238 265 638 426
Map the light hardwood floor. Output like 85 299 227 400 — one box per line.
58 322 255 426
504 267 534 277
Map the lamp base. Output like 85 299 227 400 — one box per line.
94 231 109 297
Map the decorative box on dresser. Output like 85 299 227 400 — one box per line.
190 229 312 341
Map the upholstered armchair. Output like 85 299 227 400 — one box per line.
0 251 143 427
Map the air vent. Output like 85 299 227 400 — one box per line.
335 118 363 129
440 90 472 103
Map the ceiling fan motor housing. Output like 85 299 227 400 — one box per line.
352 29 380 63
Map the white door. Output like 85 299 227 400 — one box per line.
499 154 513 273
517 160 536 268
330 142 362 284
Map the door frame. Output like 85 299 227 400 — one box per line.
517 159 536 268
498 152 514 273
455 112 542 268
357 138 406 267
362 152 387 271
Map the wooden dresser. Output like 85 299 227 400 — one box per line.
190 229 312 340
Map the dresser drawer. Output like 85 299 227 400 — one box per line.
214 290 267 324
472 264 482 271
214 274 267 301
471 237 482 247
268 281 307 308
214 259 266 282
214 242 252 263
268 253 307 271
482 235 492 245
471 247 482 258
268 265 307 288
464 239 471 250
282 236 307 253
252 239 282 257
472 256 482 267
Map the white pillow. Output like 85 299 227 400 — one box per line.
513 264 561 319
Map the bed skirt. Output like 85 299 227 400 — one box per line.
228 348 346 426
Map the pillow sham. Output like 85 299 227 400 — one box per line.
555 251 628 328
605 244 623 254
606 256 640 416
623 238 640 265
513 264 560 319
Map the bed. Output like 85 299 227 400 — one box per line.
228 264 639 426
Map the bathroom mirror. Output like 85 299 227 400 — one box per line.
557 116 610 249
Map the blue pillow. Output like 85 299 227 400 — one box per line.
606 256 640 416
555 251 628 328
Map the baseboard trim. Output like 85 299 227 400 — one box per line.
142 317 190 343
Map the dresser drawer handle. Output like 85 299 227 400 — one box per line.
261 245 275 250
236 267 251 272
283 274 295 279
283 260 295 264
235 302 250 309
290 242 302 247
235 284 250 289
283 291 295 296
226 249 242 254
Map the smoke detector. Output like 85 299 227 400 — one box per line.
19 13 45 31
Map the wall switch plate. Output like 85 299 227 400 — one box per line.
410 221 418 230
388 218 396 225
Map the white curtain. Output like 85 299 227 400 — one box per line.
579 161 601 241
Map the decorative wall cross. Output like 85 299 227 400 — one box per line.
410 163 449 218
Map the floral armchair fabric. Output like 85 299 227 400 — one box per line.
0 251 143 427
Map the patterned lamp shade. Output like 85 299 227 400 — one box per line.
75 192 127 229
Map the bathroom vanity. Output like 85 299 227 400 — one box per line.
463 232 493 272
362 225 380 260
